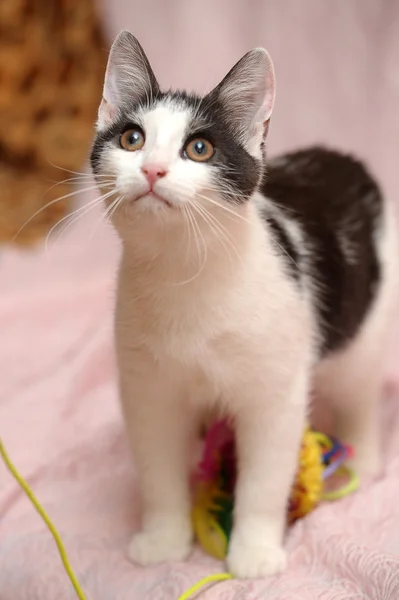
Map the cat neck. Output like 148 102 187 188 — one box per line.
118 199 272 294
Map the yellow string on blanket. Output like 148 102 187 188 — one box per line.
0 437 231 600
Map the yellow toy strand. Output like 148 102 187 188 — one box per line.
0 438 88 600
322 465 360 501
0 437 232 600
311 431 333 448
177 573 233 600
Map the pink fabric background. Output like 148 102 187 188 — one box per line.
1 1 399 598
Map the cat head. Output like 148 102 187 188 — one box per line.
91 31 275 239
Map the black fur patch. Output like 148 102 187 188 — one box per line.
197 94 260 202
264 216 300 282
263 146 382 356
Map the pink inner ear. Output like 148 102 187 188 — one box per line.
98 98 117 129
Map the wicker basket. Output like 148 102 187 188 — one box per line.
0 0 106 244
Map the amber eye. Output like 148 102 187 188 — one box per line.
184 137 214 162
120 128 145 151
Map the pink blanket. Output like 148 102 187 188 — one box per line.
1 194 399 600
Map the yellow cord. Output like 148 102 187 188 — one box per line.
0 437 232 600
177 573 233 600
0 438 88 600
322 465 360 501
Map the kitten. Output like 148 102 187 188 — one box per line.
91 31 398 578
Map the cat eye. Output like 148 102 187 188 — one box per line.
120 128 145 151
184 138 214 162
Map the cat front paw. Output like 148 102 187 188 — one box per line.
227 535 287 579
128 524 193 566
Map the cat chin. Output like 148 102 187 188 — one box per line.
135 191 173 209
120 194 185 223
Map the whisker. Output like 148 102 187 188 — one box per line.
180 204 202 281
108 195 125 222
45 200 99 254
88 194 120 241
195 193 251 225
195 195 297 270
191 200 242 268
172 204 208 286
46 174 110 184
46 160 94 178
13 184 112 241
57 200 118 250
172 180 251 225
187 203 205 271
43 176 115 197
190 204 209 277
175 178 238 198
181 204 192 266
45 190 115 253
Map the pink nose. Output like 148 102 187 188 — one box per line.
141 164 168 187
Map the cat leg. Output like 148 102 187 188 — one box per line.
119 351 194 565
314 205 397 481
315 342 383 480
226 365 309 578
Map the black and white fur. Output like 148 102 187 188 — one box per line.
91 31 398 578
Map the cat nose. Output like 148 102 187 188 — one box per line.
141 163 168 187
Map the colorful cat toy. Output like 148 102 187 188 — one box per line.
192 419 359 560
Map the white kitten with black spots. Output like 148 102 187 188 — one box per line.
91 31 398 578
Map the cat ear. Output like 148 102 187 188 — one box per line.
211 48 275 152
97 31 159 129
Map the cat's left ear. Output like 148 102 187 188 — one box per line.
97 31 159 130
210 48 275 155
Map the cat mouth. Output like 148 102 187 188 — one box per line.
135 191 172 208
